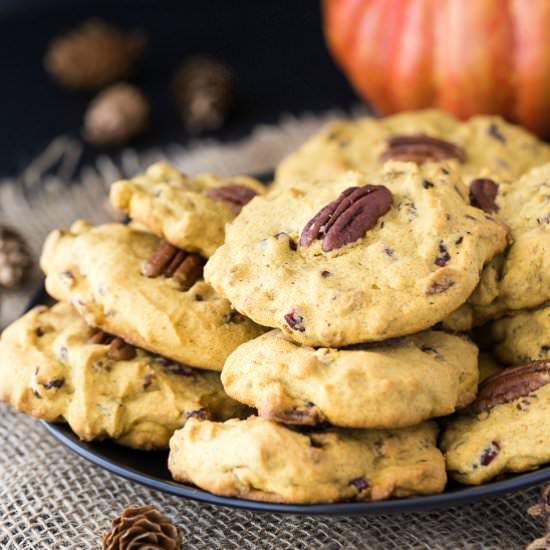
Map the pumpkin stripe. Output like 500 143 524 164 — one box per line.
511 0 550 136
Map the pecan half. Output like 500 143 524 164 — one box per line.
142 241 204 290
88 329 137 360
206 184 257 214
269 402 325 426
380 134 466 164
471 361 550 413
300 185 393 252
469 178 499 213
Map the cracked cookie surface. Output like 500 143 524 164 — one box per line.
222 330 478 429
168 416 446 503
205 165 507 347
0 303 249 449
40 221 264 370
274 109 550 190
110 161 265 257
441 361 550 484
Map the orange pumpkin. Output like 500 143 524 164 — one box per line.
323 0 550 138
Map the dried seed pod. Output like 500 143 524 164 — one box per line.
0 226 32 289
84 83 149 145
173 55 234 132
527 484 550 550
45 19 145 90
102 504 181 550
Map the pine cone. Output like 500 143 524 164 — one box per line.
45 19 145 90
84 83 149 145
0 226 32 289
173 55 234 132
527 485 550 549
102 504 181 550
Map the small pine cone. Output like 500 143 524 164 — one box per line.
0 226 32 289
84 83 149 145
173 55 234 132
102 504 181 550
45 19 145 90
527 484 550 550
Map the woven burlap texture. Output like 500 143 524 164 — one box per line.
0 110 546 549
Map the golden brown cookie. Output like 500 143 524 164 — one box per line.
441 361 550 484
168 416 446 503
110 161 265 257
490 304 550 365
222 330 478 429
40 221 264 370
205 165 507 347
274 110 550 190
0 303 249 450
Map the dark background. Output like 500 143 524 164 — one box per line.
0 0 357 178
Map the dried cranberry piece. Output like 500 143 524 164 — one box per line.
487 123 506 143
349 477 369 491
42 378 65 390
435 241 450 267
284 308 305 332
480 441 500 466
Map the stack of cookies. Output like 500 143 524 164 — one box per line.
2 109 550 504
0 163 265 450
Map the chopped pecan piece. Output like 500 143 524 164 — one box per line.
206 184 257 214
300 185 393 252
88 329 136 360
107 337 137 360
380 134 466 164
471 361 550 413
142 241 204 290
88 329 114 345
469 178 499 213
270 402 324 426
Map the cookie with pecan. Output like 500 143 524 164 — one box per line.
0 303 250 450
168 416 446 503
110 161 264 257
274 109 550 190
222 330 478 429
446 163 550 328
40 221 264 370
441 361 550 484
205 165 507 347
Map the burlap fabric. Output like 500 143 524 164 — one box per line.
0 111 546 549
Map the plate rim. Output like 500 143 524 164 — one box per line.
41 419 550 515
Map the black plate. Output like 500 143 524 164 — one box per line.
31 286 550 514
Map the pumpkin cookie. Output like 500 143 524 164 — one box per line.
447 163 550 328
205 165 507 347
441 361 550 485
168 416 446 503
110 161 265 257
0 303 249 450
222 330 478 429
490 304 550 365
40 221 264 370
274 109 550 189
